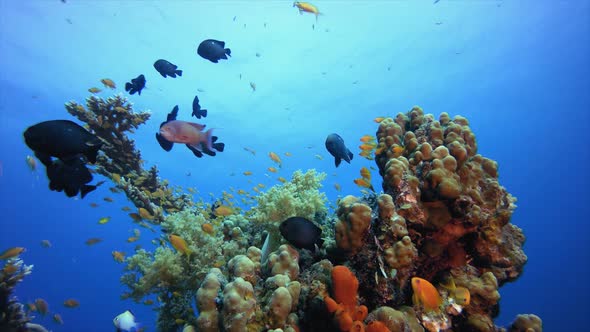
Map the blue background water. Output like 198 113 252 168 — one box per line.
1 1 589 331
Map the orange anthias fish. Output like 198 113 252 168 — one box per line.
35 298 49 315
63 298 80 308
112 251 125 263
360 167 371 181
269 152 282 166
441 276 471 306
0 247 26 260
374 117 386 123
293 1 321 20
392 145 404 157
214 205 233 217
359 135 375 143
169 234 191 256
85 238 102 246
353 178 374 192
100 78 116 89
411 277 442 312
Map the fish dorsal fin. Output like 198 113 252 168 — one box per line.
187 122 206 131
168 106 179 122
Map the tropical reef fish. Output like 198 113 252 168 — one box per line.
197 39 231 63
100 78 116 89
192 95 208 119
156 105 224 158
411 277 442 312
46 158 97 198
53 313 63 324
214 205 233 217
125 74 146 95
25 155 37 171
35 298 48 315
325 133 353 167
63 298 80 308
249 81 256 91
24 120 102 166
88 87 101 93
293 1 321 20
112 251 125 263
40 240 52 248
169 234 191 256
0 247 25 260
114 310 139 332
153 59 182 78
279 217 323 251
269 152 282 166
441 276 471 306
85 238 102 245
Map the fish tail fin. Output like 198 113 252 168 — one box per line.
125 82 133 92
80 184 97 198
176 70 183 77
347 149 354 162
201 109 207 118
203 129 214 151
225 48 231 57
213 142 225 152
335 157 342 167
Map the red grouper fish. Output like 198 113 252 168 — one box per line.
156 105 224 158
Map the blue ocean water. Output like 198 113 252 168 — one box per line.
0 1 588 331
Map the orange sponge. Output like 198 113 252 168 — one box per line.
325 266 369 332
332 265 359 313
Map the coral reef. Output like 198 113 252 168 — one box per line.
248 169 329 261
0 258 49 332
65 94 193 223
117 107 539 332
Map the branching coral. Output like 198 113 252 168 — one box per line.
65 94 192 223
0 258 49 332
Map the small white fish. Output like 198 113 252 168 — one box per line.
114 310 138 331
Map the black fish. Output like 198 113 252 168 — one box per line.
197 39 231 63
46 158 96 198
24 120 103 166
153 59 183 78
325 133 353 167
125 74 146 95
279 217 323 251
192 95 207 119
155 106 225 158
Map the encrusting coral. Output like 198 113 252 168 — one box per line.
109 105 540 332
